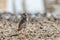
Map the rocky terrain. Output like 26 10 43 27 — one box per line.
0 17 60 40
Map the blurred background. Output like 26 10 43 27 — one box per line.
0 0 60 20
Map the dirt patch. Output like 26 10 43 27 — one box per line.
0 18 60 40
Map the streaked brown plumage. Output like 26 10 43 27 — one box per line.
18 13 27 31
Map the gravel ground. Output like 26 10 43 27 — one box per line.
0 18 60 40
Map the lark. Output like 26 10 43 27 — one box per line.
18 13 28 31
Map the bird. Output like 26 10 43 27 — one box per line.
18 13 28 31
